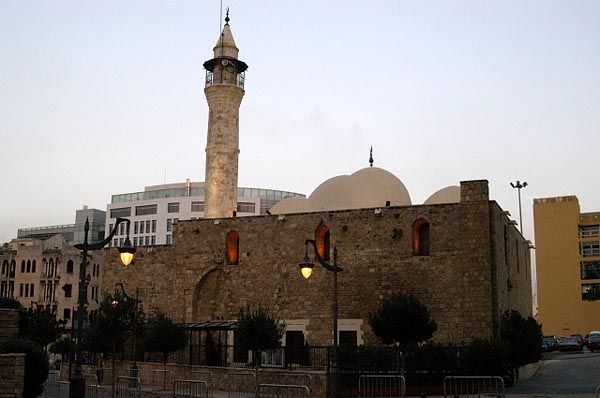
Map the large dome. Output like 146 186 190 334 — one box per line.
270 167 411 214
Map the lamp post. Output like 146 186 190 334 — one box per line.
510 180 528 234
70 217 135 398
114 282 140 374
299 239 343 398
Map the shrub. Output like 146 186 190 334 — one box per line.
462 339 509 376
500 310 543 366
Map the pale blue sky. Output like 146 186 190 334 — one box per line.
1 0 599 246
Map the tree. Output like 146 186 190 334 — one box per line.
144 312 187 369
0 297 23 309
500 310 542 367
237 305 285 367
83 291 138 398
49 337 72 362
4 338 49 398
19 306 65 347
369 293 437 348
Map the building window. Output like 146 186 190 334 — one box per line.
119 223 124 235
67 260 73 274
339 331 358 347
21 260 25 273
580 241 600 257
110 207 132 218
63 308 71 320
30 284 34 297
166 235 172 245
145 236 150 246
134 221 138 234
315 224 330 261
139 221 145 234
580 225 600 239
19 284 23 297
413 218 430 256
152 220 156 233
63 284 72 298
32 260 36 273
134 237 138 246
151 236 156 245
582 283 600 300
226 230 240 265
285 331 306 365
113 239 118 247
145 221 151 234
237 202 256 213
168 202 180 213
581 260 600 280
191 202 205 212
135 204 158 216
26 260 31 273
167 219 173 232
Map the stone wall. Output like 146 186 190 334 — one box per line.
0 354 25 398
103 180 533 346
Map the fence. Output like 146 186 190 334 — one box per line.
116 376 141 398
258 384 311 398
83 373 99 398
174 380 210 398
227 371 257 398
359 374 406 398
42 370 61 398
152 369 173 392
443 376 505 398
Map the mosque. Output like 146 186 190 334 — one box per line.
103 14 533 356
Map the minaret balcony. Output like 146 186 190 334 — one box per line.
205 70 245 89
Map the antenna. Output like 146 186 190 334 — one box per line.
163 166 167 184
219 0 223 35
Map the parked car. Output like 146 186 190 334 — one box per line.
558 336 583 352
588 331 600 352
542 335 560 352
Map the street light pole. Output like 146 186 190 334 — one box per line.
510 180 528 234
70 217 135 398
299 239 343 398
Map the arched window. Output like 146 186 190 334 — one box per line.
1 260 7 276
21 260 25 273
315 224 330 261
10 261 16 277
49 259 54 277
66 260 73 274
413 218 430 256
32 260 36 273
226 230 240 265
26 260 31 273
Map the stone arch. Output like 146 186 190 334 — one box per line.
192 268 232 322
413 218 430 256
315 224 330 261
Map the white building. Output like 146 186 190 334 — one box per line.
106 180 304 247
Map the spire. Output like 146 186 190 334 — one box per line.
214 8 239 59
369 146 374 167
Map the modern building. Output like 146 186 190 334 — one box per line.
105 180 304 247
17 206 106 246
534 195 600 336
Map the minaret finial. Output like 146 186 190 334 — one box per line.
369 146 374 167
225 7 230 25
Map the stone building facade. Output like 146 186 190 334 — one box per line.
103 179 533 347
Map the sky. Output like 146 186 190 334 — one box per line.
1 0 599 248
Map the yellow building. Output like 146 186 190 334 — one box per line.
534 196 600 337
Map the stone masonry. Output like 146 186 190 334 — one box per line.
0 309 24 398
103 179 533 346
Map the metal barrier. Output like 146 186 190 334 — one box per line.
42 370 61 398
359 374 406 398
257 383 311 398
84 373 99 398
596 384 600 398
443 376 505 398
227 371 257 398
152 369 173 392
174 379 210 398
116 376 141 398
97 367 113 385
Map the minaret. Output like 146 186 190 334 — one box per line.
203 11 248 218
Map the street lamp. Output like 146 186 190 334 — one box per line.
114 282 140 373
70 217 135 398
299 239 343 398
510 180 528 234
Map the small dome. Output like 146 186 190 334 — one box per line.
424 186 460 205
